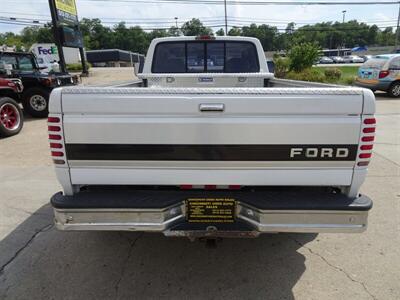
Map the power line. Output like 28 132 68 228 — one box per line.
78 0 400 5
1 13 398 27
0 17 395 32
1 10 397 24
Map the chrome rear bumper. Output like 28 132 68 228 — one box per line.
52 188 371 235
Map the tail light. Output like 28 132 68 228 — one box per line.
48 115 66 165
48 117 60 123
357 116 376 167
195 35 215 40
48 125 61 132
379 70 389 78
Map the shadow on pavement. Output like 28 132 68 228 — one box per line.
0 204 317 300
374 91 398 100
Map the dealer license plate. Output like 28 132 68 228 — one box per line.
186 198 236 223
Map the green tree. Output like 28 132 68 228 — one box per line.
181 18 212 36
288 42 320 72
168 26 181 37
285 22 295 34
0 32 24 51
241 24 279 51
228 27 242 36
216 28 225 36
79 18 113 49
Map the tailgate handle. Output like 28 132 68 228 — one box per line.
199 103 225 112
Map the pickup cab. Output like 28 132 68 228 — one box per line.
49 36 375 239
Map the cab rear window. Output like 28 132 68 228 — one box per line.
152 41 259 73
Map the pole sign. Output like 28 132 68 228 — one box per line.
60 26 83 48
54 0 78 24
48 0 89 74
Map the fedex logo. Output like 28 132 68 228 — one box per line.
37 46 58 55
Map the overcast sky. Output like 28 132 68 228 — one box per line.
1 0 399 33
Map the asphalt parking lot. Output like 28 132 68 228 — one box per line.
0 94 399 300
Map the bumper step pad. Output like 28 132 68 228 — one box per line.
51 187 372 235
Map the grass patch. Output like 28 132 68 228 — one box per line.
313 66 359 85
66 63 92 72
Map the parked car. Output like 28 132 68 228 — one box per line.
49 36 375 239
319 56 334 64
332 56 345 63
360 55 373 62
0 51 78 118
0 77 24 137
355 54 400 97
343 55 364 63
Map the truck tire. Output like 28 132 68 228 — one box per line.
0 97 24 137
23 88 50 118
387 82 400 98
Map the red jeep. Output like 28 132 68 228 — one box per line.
0 78 24 137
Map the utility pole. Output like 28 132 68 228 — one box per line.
395 3 400 52
224 0 228 35
341 10 347 53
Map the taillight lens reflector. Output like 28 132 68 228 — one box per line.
364 118 376 125
362 136 374 142
48 117 60 123
357 161 370 166
205 185 217 190
360 145 373 151
48 126 61 132
50 143 63 149
49 134 61 140
229 185 241 190
363 127 375 133
53 159 65 165
51 151 64 157
180 185 193 190
359 153 372 159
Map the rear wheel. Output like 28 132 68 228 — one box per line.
23 88 50 118
387 82 400 97
0 97 24 137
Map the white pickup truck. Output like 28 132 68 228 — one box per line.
48 36 375 239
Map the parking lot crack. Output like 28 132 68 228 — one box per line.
373 152 400 168
4 205 52 217
291 237 377 300
114 233 143 297
0 223 53 277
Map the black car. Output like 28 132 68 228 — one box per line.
0 51 78 117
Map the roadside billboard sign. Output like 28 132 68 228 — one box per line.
54 0 78 24
60 26 83 48
48 0 89 74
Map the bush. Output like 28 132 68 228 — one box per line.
288 42 320 72
273 57 290 78
286 68 325 83
344 76 356 85
324 68 342 81
66 63 91 72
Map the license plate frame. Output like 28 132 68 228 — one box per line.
186 198 236 223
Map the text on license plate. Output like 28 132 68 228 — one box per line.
186 198 236 223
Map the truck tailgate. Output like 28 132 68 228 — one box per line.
51 87 370 187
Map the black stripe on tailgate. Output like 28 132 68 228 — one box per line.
65 144 358 161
